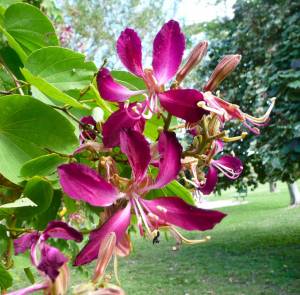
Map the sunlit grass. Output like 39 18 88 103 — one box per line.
11 183 300 294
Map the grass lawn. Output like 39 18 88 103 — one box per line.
111 182 300 295
11 182 300 294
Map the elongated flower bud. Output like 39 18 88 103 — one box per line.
176 41 208 84
204 54 241 92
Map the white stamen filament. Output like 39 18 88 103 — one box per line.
245 97 276 123
133 196 157 239
212 162 241 179
162 226 211 245
197 101 225 116
130 199 144 236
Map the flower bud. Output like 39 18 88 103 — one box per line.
176 41 208 84
204 54 241 92
92 107 105 123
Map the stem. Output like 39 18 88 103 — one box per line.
163 112 172 131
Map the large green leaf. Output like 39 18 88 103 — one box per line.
35 190 62 230
4 3 59 54
0 198 37 209
20 153 68 178
0 263 12 290
17 177 53 217
111 70 146 90
146 180 195 205
0 95 78 183
0 224 8 256
21 46 97 108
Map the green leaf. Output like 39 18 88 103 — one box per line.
144 115 164 141
17 176 53 217
146 180 195 205
4 3 59 54
111 70 146 90
0 95 78 183
21 46 97 108
0 263 12 290
0 198 37 208
21 68 87 109
0 224 8 257
288 80 300 89
0 25 27 63
20 153 68 178
24 47 97 90
35 189 62 230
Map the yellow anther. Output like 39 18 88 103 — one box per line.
222 132 248 142
59 207 67 217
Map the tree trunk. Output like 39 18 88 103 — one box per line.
269 181 277 193
287 182 300 206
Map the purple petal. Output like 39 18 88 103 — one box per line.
74 202 131 266
116 28 144 77
152 20 185 85
37 243 68 281
120 129 150 182
43 221 83 242
212 155 243 179
198 166 218 195
102 105 145 148
58 163 119 207
159 89 208 123
7 283 48 295
14 232 39 255
141 197 226 231
97 68 144 102
147 132 182 190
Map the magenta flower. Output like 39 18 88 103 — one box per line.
196 141 243 195
58 130 226 265
14 221 83 281
97 20 208 131
202 92 276 135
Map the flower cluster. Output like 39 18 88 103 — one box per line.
11 20 275 294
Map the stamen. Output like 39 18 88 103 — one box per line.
92 232 116 284
134 197 157 239
163 226 211 245
113 253 121 286
245 97 276 123
212 162 242 179
222 132 247 142
130 199 144 236
197 101 225 116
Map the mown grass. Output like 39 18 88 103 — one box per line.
111 182 300 295
11 182 300 294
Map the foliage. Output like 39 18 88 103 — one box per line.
190 0 300 193
0 1 281 294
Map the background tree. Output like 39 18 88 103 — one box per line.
188 0 300 204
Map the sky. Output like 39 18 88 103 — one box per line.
168 0 236 24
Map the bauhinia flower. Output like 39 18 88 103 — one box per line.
58 130 226 266
10 221 82 295
97 20 208 146
195 141 243 195
13 221 83 280
199 55 276 134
